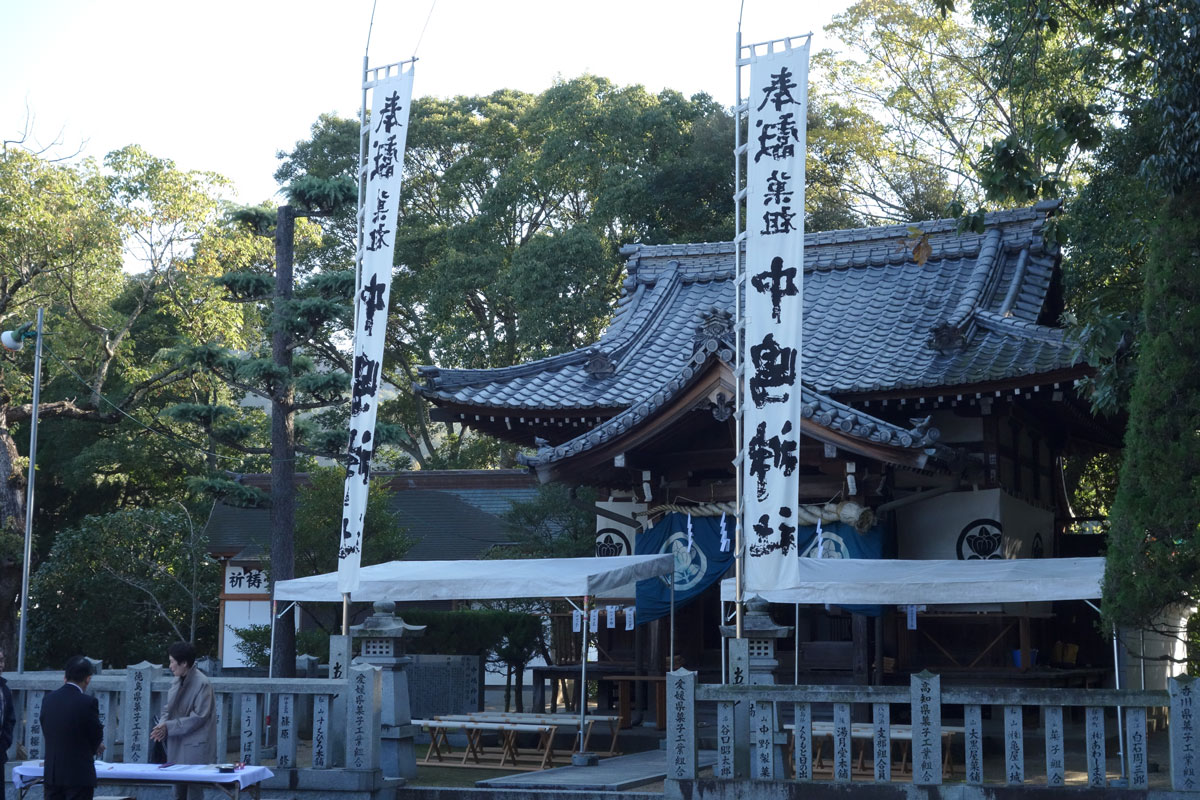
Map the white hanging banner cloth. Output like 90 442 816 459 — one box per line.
742 37 810 593
338 61 416 594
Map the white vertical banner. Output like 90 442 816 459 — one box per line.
742 39 809 592
338 62 416 594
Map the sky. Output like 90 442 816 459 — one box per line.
2 0 854 205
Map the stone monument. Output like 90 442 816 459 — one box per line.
349 601 425 779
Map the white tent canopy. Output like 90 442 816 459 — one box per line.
720 557 1105 606
275 554 674 603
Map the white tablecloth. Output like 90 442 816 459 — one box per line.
12 761 274 790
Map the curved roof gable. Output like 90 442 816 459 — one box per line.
416 201 1077 411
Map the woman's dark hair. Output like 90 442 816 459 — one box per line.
167 641 197 668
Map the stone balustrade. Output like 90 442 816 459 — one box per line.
5 661 399 800
666 669 1199 796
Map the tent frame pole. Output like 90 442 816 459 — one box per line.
579 595 589 753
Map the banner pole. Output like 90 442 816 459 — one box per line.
342 593 350 636
733 28 746 641
579 595 589 753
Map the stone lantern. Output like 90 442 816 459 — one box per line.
350 601 425 778
720 596 793 685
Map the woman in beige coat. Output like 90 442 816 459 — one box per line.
150 642 217 766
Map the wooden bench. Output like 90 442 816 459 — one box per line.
784 722 964 778
436 712 621 756
414 718 560 770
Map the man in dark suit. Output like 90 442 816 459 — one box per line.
40 656 104 800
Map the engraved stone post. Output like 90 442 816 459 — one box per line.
1044 705 1065 787
276 692 297 768
754 700 776 779
666 668 697 780
793 702 812 782
833 702 851 783
1085 705 1106 788
715 701 735 779
910 670 942 785
1004 705 1024 784
240 692 262 765
215 692 230 761
96 690 115 760
1170 676 1198 792
872 702 890 783
346 663 382 770
1126 706 1148 789
24 691 45 759
965 704 983 785
728 637 750 778
329 633 351 767
312 694 332 769
123 661 158 764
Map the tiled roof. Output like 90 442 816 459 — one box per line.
416 202 1075 411
515 333 951 469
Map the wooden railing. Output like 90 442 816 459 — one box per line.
666 669 1200 793
5 660 384 771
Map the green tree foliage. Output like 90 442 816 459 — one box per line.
818 0 1103 222
495 484 599 558
27 506 220 668
293 466 413 578
0 145 238 652
939 0 1200 660
273 79 744 469
1102 196 1200 656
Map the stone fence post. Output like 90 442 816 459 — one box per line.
346 663 382 771
666 668 697 781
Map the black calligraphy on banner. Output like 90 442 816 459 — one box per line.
375 91 404 134
346 428 373 485
757 66 799 112
753 112 801 163
747 420 797 501
360 271 387 332
339 518 358 558
365 190 392 252
750 256 797 321
749 507 796 556
370 138 399 181
351 352 380 414
749 333 797 407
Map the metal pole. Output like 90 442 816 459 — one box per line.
16 308 44 674
669 579 676 671
579 595 589 753
733 28 746 640
1112 627 1126 782
267 600 277 680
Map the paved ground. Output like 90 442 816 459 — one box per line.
475 749 719 791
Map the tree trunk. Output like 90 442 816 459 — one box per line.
0 410 26 658
270 206 297 678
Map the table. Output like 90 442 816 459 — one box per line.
596 675 666 730
13 761 274 800
414 719 561 770
436 712 621 755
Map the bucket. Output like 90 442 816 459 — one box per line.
1011 648 1039 668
